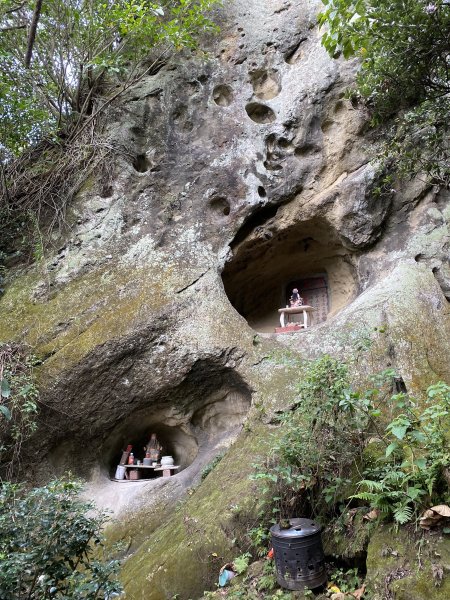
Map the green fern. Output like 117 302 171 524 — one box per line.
356 479 385 492
393 504 413 525
351 491 379 503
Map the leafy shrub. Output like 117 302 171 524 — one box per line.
232 552 251 575
251 352 449 527
0 478 122 600
248 524 270 557
352 382 450 524
251 356 376 519
0 343 40 478
257 561 277 591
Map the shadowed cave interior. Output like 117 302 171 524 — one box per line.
97 370 252 480
222 217 358 333
43 363 252 484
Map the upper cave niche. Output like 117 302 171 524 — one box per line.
222 218 358 333
250 69 281 100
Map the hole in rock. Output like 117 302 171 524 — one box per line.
278 137 293 150
106 422 197 479
99 185 113 199
92 363 252 483
209 196 231 217
213 84 234 107
257 186 267 198
222 217 357 333
250 69 281 100
295 144 320 158
133 154 149 173
394 376 408 394
245 102 276 124
285 38 307 64
263 160 282 171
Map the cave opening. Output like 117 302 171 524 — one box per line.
106 422 197 480
95 367 252 482
222 217 357 333
42 362 252 491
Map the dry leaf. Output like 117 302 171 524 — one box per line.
421 509 436 519
352 584 366 599
430 504 450 517
363 508 380 521
419 505 450 529
419 508 444 529
419 518 434 530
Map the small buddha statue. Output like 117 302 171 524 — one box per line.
144 432 162 462
289 288 303 307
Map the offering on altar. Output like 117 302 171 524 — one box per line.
144 432 162 462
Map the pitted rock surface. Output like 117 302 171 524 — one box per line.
1 1 450 598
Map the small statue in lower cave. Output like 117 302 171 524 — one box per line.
144 432 163 462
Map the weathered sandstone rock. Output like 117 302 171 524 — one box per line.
1 1 449 598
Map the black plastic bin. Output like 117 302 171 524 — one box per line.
270 518 327 591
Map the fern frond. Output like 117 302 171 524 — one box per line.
393 504 413 524
357 479 385 492
350 492 378 502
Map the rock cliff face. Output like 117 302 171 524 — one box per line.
1 0 450 598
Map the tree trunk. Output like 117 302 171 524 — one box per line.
24 0 43 68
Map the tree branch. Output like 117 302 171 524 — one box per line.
0 24 26 32
24 0 43 68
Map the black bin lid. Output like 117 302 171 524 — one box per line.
270 518 321 538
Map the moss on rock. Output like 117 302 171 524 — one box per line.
366 525 450 599
117 423 272 600
0 259 196 385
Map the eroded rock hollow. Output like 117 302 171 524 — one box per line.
1 0 450 598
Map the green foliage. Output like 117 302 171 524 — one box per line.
233 552 251 575
251 355 379 519
0 343 40 478
201 452 225 480
0 477 122 599
257 561 277 592
329 566 361 593
252 351 449 528
248 524 270 557
319 0 450 186
0 0 221 157
352 382 450 524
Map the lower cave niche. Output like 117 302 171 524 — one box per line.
106 422 198 481
99 374 251 483
222 217 358 333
